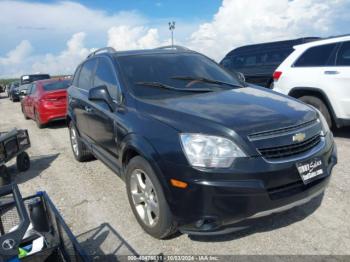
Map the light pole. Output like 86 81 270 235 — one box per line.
168 21 175 47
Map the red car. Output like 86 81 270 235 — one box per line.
21 78 70 128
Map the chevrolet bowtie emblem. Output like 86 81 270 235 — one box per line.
293 133 306 143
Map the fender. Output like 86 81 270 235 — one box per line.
120 133 173 202
288 87 340 127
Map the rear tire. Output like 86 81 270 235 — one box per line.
126 156 177 239
17 152 30 172
299 96 332 128
69 122 93 162
22 105 29 120
35 110 45 129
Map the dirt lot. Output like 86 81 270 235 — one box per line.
0 95 349 258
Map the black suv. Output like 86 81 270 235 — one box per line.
220 37 320 88
67 46 337 238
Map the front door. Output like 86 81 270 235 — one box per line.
89 57 120 159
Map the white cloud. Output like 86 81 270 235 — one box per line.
0 40 32 65
1 0 350 78
107 26 161 50
31 32 93 75
189 0 350 60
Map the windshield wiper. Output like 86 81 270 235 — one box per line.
135 81 214 92
171 76 243 88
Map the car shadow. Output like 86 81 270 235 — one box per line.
6 153 60 184
189 193 324 242
76 223 139 261
45 120 67 129
333 126 350 138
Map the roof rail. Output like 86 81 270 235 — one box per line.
87 47 116 58
156 45 190 51
323 33 350 40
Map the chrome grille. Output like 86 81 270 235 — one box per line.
248 119 318 140
258 134 321 160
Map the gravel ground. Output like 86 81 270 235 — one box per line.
0 95 349 258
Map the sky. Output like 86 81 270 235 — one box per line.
0 0 349 78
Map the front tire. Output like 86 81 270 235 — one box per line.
299 96 332 128
69 122 93 162
126 156 177 239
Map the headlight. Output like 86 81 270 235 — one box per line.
180 134 246 168
315 110 330 135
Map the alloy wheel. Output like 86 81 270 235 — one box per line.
70 127 79 156
130 169 160 227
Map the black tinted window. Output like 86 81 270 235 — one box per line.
336 42 350 66
294 44 337 67
220 58 232 68
78 59 96 90
245 55 256 66
94 58 119 99
43 80 70 91
261 49 292 65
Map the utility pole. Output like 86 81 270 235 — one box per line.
168 21 175 47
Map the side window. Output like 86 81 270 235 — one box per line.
231 56 244 69
30 84 36 94
244 55 257 66
262 49 291 66
220 58 233 69
336 41 350 66
78 59 96 90
294 43 337 67
94 58 119 99
72 65 81 86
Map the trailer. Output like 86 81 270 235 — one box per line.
0 184 90 262
0 129 31 185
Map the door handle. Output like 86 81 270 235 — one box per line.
324 70 339 75
84 106 93 113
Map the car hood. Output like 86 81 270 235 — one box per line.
137 87 317 137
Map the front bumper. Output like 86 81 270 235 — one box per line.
11 92 20 101
158 135 337 235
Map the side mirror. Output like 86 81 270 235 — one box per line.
88 85 115 111
236 72 246 84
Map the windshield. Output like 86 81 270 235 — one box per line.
43 80 70 91
117 53 242 99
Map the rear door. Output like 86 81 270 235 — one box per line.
286 42 342 116
74 59 97 140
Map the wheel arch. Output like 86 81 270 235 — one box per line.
120 134 173 201
288 87 339 126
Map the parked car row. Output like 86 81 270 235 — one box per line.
221 35 350 129
6 41 339 240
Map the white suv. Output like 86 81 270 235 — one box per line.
273 35 350 128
